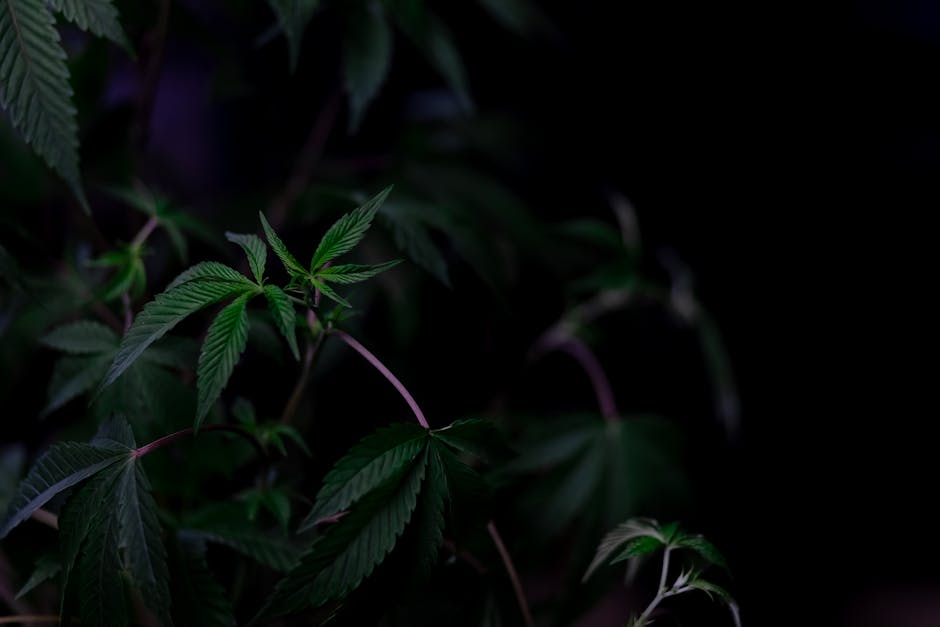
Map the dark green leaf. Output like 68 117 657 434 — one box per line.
102 277 255 390
15 553 61 599
182 503 300 572
78 493 126 627
263 284 300 360
432 418 512 462
48 0 132 52
316 260 402 285
378 202 451 286
0 0 88 209
344 0 392 132
309 185 393 272
259 211 306 276
169 536 235 627
300 423 428 531
43 353 112 417
165 261 253 291
196 293 252 429
675 534 728 570
474 0 553 38
266 0 320 71
252 451 428 623
39 320 118 354
0 442 125 539
226 232 267 285
312 278 352 309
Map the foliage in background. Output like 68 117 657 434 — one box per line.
0 1 740 625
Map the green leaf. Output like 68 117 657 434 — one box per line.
675 534 728 570
344 0 392 132
114 459 173 626
182 503 299 572
316 259 402 285
263 284 300 360
226 232 267 285
141 336 200 370
48 0 132 52
299 423 428 531
609 535 664 565
378 202 450 286
196 293 252 430
309 185 393 272
43 353 112 417
39 320 118 354
474 0 552 38
582 518 667 582
405 441 447 580
266 0 319 71
0 442 125 539
169 536 235 627
388 0 473 112
431 439 489 543
102 277 255 390
166 261 253 291
687 579 741 627
258 212 306 277
0 0 88 209
15 553 61 599
78 490 126 627
432 418 512 462
312 278 352 308
252 451 428 623
231 397 256 425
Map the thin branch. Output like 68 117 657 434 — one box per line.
134 0 172 150
29 509 58 531
130 216 160 249
443 539 487 575
533 330 619 422
0 616 61 625
266 88 343 229
331 329 429 429
133 424 265 460
279 330 326 425
636 546 672 625
120 293 133 333
486 521 534 627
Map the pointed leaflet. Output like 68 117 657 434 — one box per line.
263 285 300 360
309 185 393 272
43 353 112 417
169 536 235 627
166 261 253 291
40 320 118 354
115 460 173 626
226 232 267 285
258 211 306 277
583 518 668 582
182 502 298 572
102 276 256 389
0 0 88 209
687 579 741 627
344 0 392 132
406 441 447 578
252 452 428 623
311 278 352 308
0 442 125 538
675 534 728 570
196 293 252 429
78 495 127 627
266 0 319 71
299 423 428 531
316 260 402 285
432 418 512 463
48 0 131 52
387 0 473 112
15 553 61 599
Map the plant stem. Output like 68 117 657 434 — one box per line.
121 293 133 333
0 616 61 624
29 509 58 531
130 216 160 249
534 330 619 422
266 88 342 229
331 329 429 428
636 547 672 625
134 0 172 150
133 424 265 460
487 521 534 627
279 329 326 425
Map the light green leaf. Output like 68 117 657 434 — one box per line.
300 423 428 531
266 0 319 71
166 261 253 291
609 535 664 565
263 284 299 360
251 451 428 623
344 0 392 132
583 518 668 582
196 293 252 430
258 212 306 277
48 0 132 52
225 232 267 285
114 460 173 626
388 0 473 112
312 278 352 309
0 0 88 209
309 185 392 272
102 277 255 390
316 259 402 285
15 553 61 599
0 442 125 539
39 320 118 354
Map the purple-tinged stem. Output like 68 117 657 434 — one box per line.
536 330 619 423
133 424 265 460
487 521 535 627
331 330 429 429
121 293 133 333
0 616 61 624
30 509 58 531
130 216 159 249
